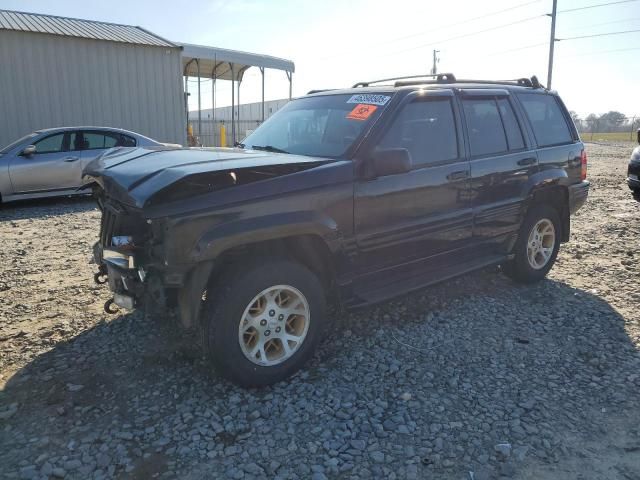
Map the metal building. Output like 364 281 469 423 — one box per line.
0 10 295 150
0 10 186 148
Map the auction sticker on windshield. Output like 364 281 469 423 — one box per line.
346 104 378 121
346 94 390 106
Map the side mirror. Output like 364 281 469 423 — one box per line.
21 145 36 157
371 148 412 177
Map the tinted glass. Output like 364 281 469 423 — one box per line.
463 98 507 157
119 135 136 147
518 93 572 147
497 98 525 150
34 133 65 154
84 133 108 149
243 93 390 158
378 98 458 166
104 134 119 148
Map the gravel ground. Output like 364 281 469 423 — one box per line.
1 142 639 480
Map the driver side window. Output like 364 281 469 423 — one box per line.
378 98 458 166
34 133 66 154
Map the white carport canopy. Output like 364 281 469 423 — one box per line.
180 42 295 145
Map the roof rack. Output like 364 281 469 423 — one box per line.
352 74 544 89
306 89 337 95
352 73 457 88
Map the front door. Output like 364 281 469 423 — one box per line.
8 132 82 194
354 91 472 273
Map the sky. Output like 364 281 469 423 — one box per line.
1 0 639 120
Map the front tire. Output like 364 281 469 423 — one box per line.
202 259 326 387
504 204 561 284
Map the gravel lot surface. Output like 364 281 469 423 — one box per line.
1 142 639 479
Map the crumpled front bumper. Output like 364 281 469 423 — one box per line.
94 243 145 311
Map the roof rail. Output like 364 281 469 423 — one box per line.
352 73 456 88
306 89 337 94
354 74 545 90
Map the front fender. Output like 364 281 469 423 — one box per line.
192 210 340 262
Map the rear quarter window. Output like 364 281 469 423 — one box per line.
517 93 573 147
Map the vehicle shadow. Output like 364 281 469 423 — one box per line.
0 195 96 222
1 271 639 479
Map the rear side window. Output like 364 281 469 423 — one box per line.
462 98 507 157
497 98 525 150
517 94 573 147
378 98 458 166
84 133 109 150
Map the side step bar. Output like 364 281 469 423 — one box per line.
348 253 508 308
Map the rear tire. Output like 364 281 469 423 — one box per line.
504 204 561 284
202 259 326 387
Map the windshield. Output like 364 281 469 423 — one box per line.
241 93 392 158
0 132 38 154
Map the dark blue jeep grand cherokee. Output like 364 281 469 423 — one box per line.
85 74 589 387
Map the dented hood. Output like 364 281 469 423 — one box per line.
83 146 336 208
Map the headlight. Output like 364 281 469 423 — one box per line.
112 236 134 248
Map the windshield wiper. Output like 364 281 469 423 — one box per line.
249 145 290 154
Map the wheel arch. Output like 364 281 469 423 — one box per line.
177 233 338 330
526 183 570 242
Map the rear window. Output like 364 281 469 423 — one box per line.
517 93 573 147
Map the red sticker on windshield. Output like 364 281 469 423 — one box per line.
346 104 377 121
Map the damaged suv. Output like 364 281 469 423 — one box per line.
84 74 589 387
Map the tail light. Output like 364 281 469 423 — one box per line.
580 149 587 181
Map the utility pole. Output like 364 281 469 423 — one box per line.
547 0 558 89
431 49 439 75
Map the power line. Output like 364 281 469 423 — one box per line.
557 28 640 41
377 0 542 45
559 16 640 32
559 46 640 57
319 0 542 60
377 14 546 58
558 0 639 13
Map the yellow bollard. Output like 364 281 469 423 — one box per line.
219 124 226 147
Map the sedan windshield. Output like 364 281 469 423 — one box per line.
241 93 392 158
0 132 38 154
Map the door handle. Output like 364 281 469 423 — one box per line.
446 170 470 181
64 156 80 162
517 157 536 166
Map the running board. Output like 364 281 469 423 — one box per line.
348 253 508 308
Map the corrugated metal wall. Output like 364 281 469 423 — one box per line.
0 30 186 148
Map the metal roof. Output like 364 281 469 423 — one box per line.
0 9 176 47
180 42 295 81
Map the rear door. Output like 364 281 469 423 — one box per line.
78 131 136 169
460 90 538 252
8 132 82 193
354 90 472 271
516 92 582 184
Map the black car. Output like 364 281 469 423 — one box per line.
628 129 640 195
84 73 590 387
